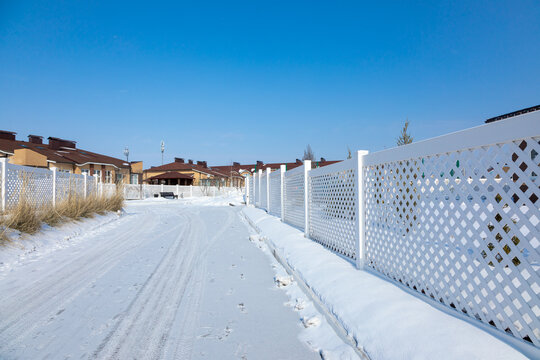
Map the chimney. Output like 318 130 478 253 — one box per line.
197 160 208 168
233 162 240 166
0 130 16 141
174 157 184 163
320 157 326 162
48 137 76 150
28 135 43 144
256 160 263 167
202 161 207 168
188 159 193 164
296 159 302 164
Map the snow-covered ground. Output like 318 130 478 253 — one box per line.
242 206 534 360
0 195 351 359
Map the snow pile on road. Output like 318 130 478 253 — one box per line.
242 206 530 360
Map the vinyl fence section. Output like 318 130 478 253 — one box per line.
268 167 282 217
0 160 101 211
123 184 241 200
260 170 268 211
249 111 540 354
283 162 310 231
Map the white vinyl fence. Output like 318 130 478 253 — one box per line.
247 111 540 354
0 159 116 211
122 183 241 200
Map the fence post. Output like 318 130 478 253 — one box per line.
190 185 193 197
83 173 87 198
266 168 271 213
280 164 285 221
1 158 6 212
161 183 164 193
52 167 57 207
355 150 369 269
95 175 99 197
176 184 179 197
304 160 311 237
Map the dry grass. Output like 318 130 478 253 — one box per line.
1 183 125 237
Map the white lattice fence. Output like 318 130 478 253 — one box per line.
254 173 259 206
308 158 358 259
55 172 86 203
260 174 268 211
248 176 254 204
363 117 540 347
283 165 306 230
269 170 282 217
4 163 54 209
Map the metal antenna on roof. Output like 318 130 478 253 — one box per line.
160 140 165 165
124 146 129 162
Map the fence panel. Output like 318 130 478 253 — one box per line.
260 173 268 210
283 165 306 230
248 176 254 204
269 170 281 217
363 116 540 347
124 184 143 199
308 158 358 259
4 163 53 209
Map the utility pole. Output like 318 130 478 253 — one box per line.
124 146 129 162
160 140 165 165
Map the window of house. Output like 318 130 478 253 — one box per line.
116 173 124 183
105 170 112 183
81 169 90 175
130 174 139 185
94 170 101 181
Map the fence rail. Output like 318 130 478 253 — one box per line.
247 110 540 353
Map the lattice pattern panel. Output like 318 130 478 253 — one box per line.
283 166 306 230
56 172 85 203
309 160 357 259
124 184 143 200
364 136 540 346
260 174 268 211
4 163 53 209
269 170 282 217
248 176 255 204
254 174 260 206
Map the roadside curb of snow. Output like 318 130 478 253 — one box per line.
240 208 371 360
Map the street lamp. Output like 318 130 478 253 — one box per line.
124 146 129 162
160 140 165 165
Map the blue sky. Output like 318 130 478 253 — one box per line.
1 1 539 167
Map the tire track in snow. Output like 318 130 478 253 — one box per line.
92 212 200 359
0 207 177 352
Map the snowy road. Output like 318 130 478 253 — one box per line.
0 200 320 359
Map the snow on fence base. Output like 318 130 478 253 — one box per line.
249 110 540 352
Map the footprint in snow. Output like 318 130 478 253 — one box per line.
274 275 293 287
237 303 247 313
294 298 306 311
302 316 321 328
240 273 245 280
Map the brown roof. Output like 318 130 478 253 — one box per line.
211 160 342 174
147 172 193 180
0 134 130 169
145 162 229 178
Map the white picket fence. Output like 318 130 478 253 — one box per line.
122 184 241 200
0 159 117 211
245 111 540 353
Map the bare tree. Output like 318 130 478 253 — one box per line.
397 120 413 146
302 144 315 161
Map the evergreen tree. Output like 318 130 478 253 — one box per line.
302 144 315 161
397 120 413 146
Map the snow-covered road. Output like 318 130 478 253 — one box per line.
0 200 321 359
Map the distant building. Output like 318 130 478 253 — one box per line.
485 104 540 123
0 130 140 184
143 158 231 186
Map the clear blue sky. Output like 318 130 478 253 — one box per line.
1 1 539 167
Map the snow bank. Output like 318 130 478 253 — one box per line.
242 206 530 360
0 212 122 276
